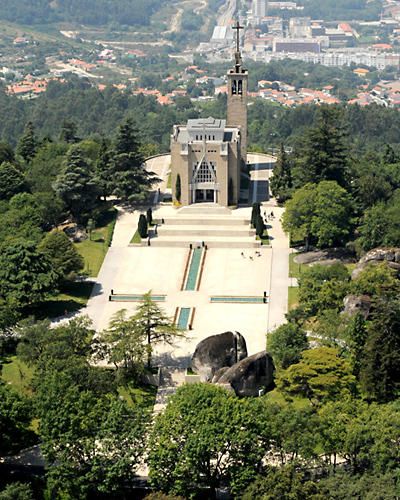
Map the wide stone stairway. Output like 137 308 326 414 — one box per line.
152 204 261 248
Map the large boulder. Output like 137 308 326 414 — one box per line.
342 294 372 319
352 247 400 279
191 331 247 382
214 351 275 397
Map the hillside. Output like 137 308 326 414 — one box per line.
0 0 169 27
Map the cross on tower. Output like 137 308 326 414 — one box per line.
232 20 244 71
232 20 244 53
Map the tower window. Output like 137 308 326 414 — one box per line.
232 79 237 95
238 80 243 95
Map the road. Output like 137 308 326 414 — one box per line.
217 0 237 27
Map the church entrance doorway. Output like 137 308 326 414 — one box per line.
195 189 216 203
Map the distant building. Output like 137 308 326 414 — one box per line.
289 17 311 38
253 0 267 18
273 37 321 53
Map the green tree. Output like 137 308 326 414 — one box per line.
282 183 316 249
242 465 319 500
251 202 261 228
0 482 34 500
146 207 153 226
277 347 356 404
343 313 368 378
98 309 146 375
148 384 266 497
360 298 400 402
270 143 293 202
53 147 98 222
16 121 37 163
132 292 183 367
38 230 84 283
350 262 400 298
111 119 157 204
0 240 57 308
296 106 349 187
0 382 34 455
17 316 94 369
0 162 25 201
38 374 146 499
357 194 400 251
297 263 350 317
138 214 148 238
175 173 181 202
317 471 400 500
94 139 113 200
0 142 15 165
60 119 79 143
256 213 265 237
268 323 308 369
311 181 353 247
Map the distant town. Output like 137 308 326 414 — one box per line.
2 0 400 108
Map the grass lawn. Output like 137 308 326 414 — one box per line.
289 253 305 278
130 229 142 244
257 228 270 244
38 280 94 319
264 388 310 410
1 356 35 397
118 382 157 411
288 286 299 311
75 209 117 277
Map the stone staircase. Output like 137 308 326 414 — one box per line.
152 204 261 248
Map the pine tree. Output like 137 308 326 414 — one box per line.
38 231 84 284
111 119 157 204
146 207 153 226
175 173 181 202
0 162 25 201
256 214 265 238
60 120 79 144
360 298 400 402
132 291 184 368
95 139 113 200
138 214 148 239
297 107 349 188
270 143 292 202
53 148 98 222
17 121 37 163
0 142 15 165
251 202 261 228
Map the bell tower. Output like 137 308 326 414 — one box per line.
227 20 248 165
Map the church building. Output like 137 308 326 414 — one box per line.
171 23 248 207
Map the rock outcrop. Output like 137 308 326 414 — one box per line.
191 331 247 382
342 294 372 319
214 351 275 397
352 247 400 279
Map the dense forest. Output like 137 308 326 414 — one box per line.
3 79 400 154
0 0 168 26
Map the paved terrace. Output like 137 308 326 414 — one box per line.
84 153 290 369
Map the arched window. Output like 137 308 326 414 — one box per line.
238 80 243 95
232 79 237 95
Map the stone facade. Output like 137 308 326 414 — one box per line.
170 118 241 206
170 35 248 207
227 67 248 164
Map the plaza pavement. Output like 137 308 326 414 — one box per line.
83 153 290 369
